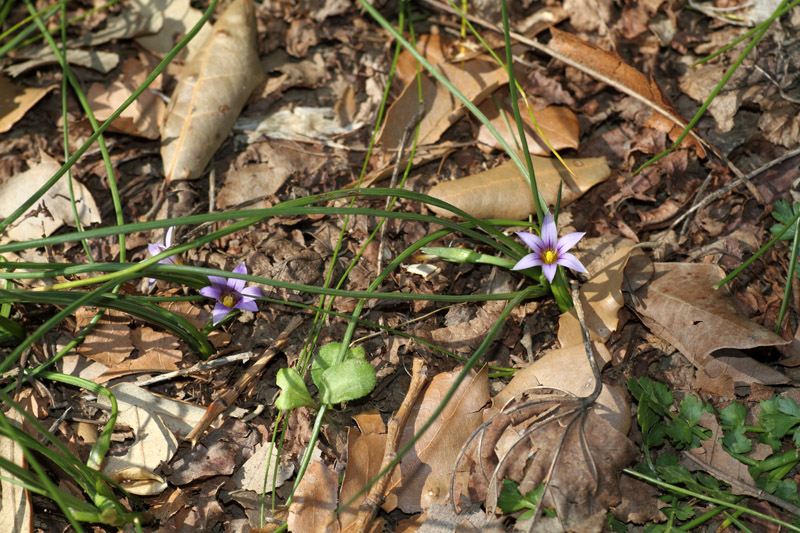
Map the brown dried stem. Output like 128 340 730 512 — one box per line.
353 356 430 533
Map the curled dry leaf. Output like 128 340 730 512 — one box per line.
383 366 490 514
459 387 637 531
160 0 263 182
548 28 705 158
477 87 579 155
558 240 653 347
0 152 100 243
109 466 167 496
428 155 610 220
379 34 507 152
96 382 206 485
632 263 789 372
288 460 339 533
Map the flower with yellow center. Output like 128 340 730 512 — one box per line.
199 263 263 325
512 212 588 283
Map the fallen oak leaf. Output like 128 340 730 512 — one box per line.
632 263 789 375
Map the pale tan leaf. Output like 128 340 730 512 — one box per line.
340 411 387 532
633 263 790 371
96 383 206 476
86 57 165 139
383 366 489 514
0 409 31 533
0 75 56 133
287 460 339 533
160 0 264 182
135 0 212 61
0 153 100 243
232 442 293 493
477 88 580 155
109 466 167 496
6 49 119 77
558 240 652 347
428 155 610 220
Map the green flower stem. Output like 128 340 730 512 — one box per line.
336 286 541 513
358 0 532 184
715 202 800 289
625 468 800 532
551 266 574 312
776 208 800 333
679 504 731 530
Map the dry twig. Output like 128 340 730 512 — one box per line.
353 356 430 533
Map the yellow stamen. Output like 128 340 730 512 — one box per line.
542 249 558 264
222 294 236 308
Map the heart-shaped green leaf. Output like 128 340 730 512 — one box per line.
312 342 366 390
318 359 376 405
275 368 315 411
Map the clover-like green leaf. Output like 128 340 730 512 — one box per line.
275 368 316 411
317 358 376 405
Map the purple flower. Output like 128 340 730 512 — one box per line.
512 212 588 283
147 227 182 286
199 263 263 325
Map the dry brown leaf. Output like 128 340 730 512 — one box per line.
288 460 339 533
477 87 579 155
0 408 30 533
548 28 705 158
0 153 100 243
428 155 610 220
463 388 637 531
6 49 119 77
160 0 264 182
558 242 652 347
340 411 387 532
0 75 56 133
75 309 133 368
633 263 789 371
383 366 490 514
614 474 667 525
93 326 182 383
86 57 165 139
379 48 507 151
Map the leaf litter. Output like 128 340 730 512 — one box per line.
3 0 800 531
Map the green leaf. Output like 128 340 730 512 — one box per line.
498 478 529 513
771 199 800 241
759 396 800 444
275 368 315 410
723 426 752 454
0 315 25 346
719 401 746 428
665 420 694 447
318 359 376 405
678 394 711 426
311 342 366 390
